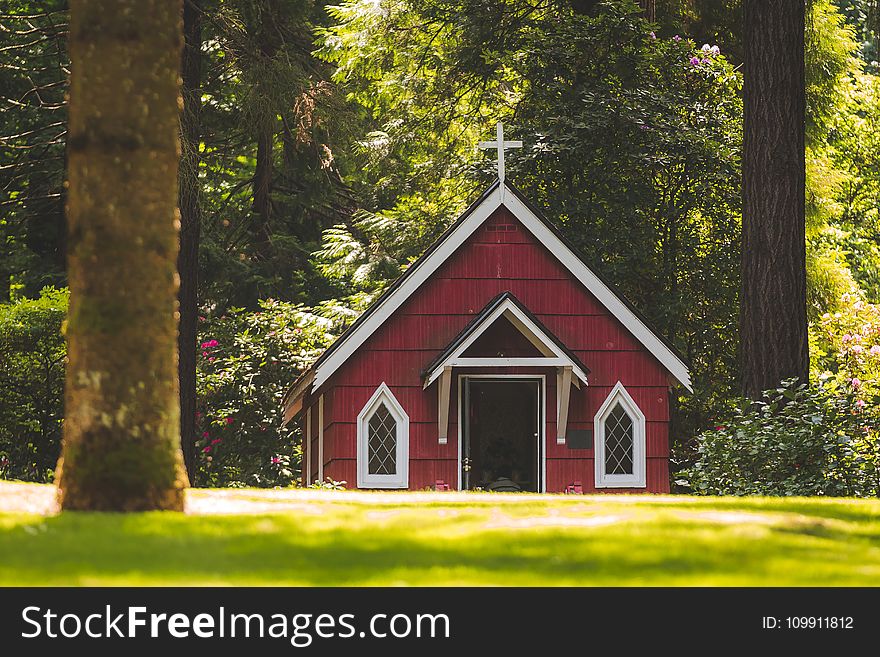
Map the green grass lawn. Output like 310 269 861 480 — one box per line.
1 483 880 585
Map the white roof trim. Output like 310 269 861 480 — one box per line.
501 190 691 391
423 297 589 387
309 183 691 392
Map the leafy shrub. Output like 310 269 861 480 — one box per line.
679 379 880 497
194 299 335 487
0 288 68 482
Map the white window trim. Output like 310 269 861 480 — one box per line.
594 382 646 488
357 382 409 489
456 374 546 492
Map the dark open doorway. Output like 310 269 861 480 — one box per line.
462 378 542 492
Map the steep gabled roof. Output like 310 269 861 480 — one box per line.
421 291 590 387
283 181 691 420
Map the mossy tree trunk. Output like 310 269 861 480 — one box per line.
58 0 188 511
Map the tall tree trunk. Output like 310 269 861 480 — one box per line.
251 127 274 256
740 0 808 397
249 1 280 259
58 0 188 511
178 0 202 481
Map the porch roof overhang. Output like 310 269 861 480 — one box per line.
421 292 590 389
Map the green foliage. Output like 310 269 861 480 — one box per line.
193 299 336 487
0 3 69 300
679 379 880 496
308 476 347 490
0 288 68 482
807 0 861 147
196 0 358 311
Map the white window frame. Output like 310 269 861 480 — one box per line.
357 382 409 489
594 382 646 488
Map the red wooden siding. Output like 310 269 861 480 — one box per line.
311 205 673 493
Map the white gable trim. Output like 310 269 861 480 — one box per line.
423 297 589 387
311 186 505 390
501 191 691 391
309 183 691 393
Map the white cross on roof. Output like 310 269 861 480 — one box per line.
479 122 522 197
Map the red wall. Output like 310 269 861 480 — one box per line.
313 206 671 493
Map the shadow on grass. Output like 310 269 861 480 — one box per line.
1 505 879 586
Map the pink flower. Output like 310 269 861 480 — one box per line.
852 345 864 354
856 399 866 409
852 378 862 389
202 446 212 453
225 417 234 425
649 31 656 39
842 334 852 342
211 438 222 445
689 56 701 66
202 351 209 358
271 456 282 465
195 411 201 419
202 431 209 438
870 345 880 355
673 34 682 42
715 425 725 431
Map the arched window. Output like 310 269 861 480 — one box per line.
594 382 646 488
357 383 409 488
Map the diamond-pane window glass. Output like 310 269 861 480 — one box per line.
594 382 646 488
368 403 397 475
357 383 409 489
604 403 633 475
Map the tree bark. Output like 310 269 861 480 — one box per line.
251 126 274 256
178 0 202 481
58 0 188 511
740 0 808 397
249 1 281 259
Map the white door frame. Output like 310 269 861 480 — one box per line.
457 373 546 492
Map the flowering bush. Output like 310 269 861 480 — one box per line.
678 379 880 497
194 299 335 487
811 289 880 396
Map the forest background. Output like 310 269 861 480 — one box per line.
3 0 880 494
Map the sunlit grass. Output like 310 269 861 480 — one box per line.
1 485 879 586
